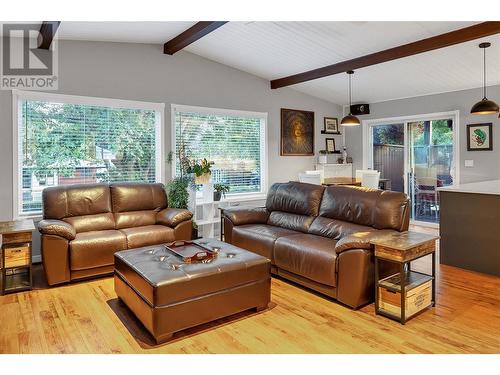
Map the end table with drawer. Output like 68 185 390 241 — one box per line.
371 231 439 324
0 219 35 295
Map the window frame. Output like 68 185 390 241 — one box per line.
170 103 268 200
12 89 165 220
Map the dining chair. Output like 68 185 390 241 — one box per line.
355 169 375 179
361 171 381 189
298 172 322 185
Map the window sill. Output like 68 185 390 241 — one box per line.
14 214 43 222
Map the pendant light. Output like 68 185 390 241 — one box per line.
470 42 499 115
341 70 361 126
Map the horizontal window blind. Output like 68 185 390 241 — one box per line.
174 108 265 195
18 99 159 216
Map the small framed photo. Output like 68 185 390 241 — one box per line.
325 138 336 153
467 123 493 151
323 117 340 134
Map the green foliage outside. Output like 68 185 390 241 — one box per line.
175 112 261 193
373 120 453 146
22 100 157 183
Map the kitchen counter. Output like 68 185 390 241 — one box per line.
439 182 500 277
438 179 500 195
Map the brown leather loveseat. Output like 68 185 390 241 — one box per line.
222 182 409 308
38 182 193 286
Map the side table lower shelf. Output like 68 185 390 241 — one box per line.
1 267 32 294
376 270 434 322
371 231 438 325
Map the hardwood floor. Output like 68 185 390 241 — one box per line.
1 260 499 353
1 224 498 354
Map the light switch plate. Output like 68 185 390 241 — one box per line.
465 160 474 167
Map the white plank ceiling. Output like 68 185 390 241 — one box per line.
7 21 500 105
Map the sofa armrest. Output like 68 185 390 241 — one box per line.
221 206 269 226
38 219 76 241
335 230 398 254
156 208 193 228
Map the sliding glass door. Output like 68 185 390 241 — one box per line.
408 119 454 223
367 113 457 225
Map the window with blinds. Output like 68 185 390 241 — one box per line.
173 105 267 196
15 92 163 217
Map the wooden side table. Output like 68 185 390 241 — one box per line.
371 231 438 324
0 219 35 295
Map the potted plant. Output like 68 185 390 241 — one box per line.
187 158 214 185
213 183 230 201
166 176 190 209
192 221 199 239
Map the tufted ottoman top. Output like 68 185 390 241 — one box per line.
114 238 270 307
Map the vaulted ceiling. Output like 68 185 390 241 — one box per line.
5 21 500 105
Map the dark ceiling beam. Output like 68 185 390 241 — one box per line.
270 21 500 89
164 21 228 55
38 21 61 49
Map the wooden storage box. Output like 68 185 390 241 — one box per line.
379 279 432 318
4 244 31 268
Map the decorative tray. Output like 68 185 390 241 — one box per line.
164 241 217 263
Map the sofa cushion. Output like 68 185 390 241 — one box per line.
266 182 324 216
115 210 157 229
70 230 127 271
373 190 410 231
318 186 410 231
43 183 112 219
308 216 376 240
64 212 115 233
319 186 380 226
110 183 167 213
267 211 315 233
120 225 175 249
231 224 297 262
274 234 338 287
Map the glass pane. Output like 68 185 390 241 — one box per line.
409 119 454 223
372 123 405 192
175 111 263 194
19 100 157 216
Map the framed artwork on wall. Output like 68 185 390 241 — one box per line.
325 138 336 153
323 117 340 134
280 108 315 156
467 123 493 151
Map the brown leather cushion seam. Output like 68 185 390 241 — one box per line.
117 269 270 309
70 261 114 271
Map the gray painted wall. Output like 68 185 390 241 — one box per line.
0 40 341 256
344 85 500 184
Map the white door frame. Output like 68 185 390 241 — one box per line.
362 110 460 227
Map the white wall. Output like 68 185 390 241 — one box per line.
0 39 342 222
344 85 500 184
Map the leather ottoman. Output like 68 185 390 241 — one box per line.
114 239 271 344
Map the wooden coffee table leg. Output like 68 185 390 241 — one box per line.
155 333 174 344
254 305 268 312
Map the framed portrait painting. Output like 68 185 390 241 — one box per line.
280 108 314 156
467 123 492 151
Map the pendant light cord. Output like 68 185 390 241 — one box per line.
349 74 352 107
483 46 487 99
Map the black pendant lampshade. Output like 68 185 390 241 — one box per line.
341 70 361 126
471 42 499 115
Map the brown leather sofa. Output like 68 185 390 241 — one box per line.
38 182 193 286
222 182 410 308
